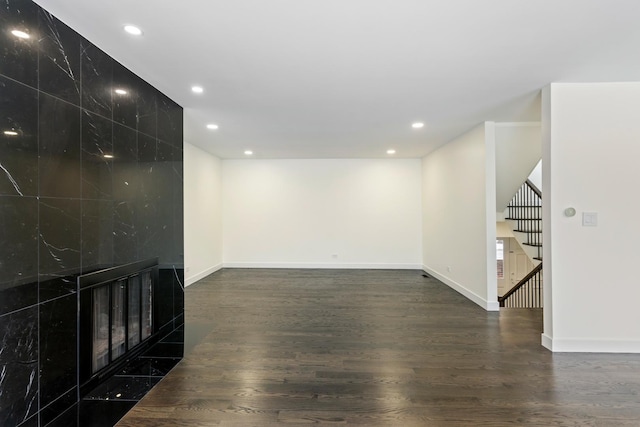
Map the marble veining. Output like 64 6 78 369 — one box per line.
39 294 78 408
112 62 138 128
0 76 39 197
0 162 23 196
38 199 81 276
112 124 138 201
39 275 77 303
38 10 80 104
113 201 137 264
80 41 112 118
0 306 39 426
136 81 157 138
157 95 182 147
0 196 38 296
81 111 113 200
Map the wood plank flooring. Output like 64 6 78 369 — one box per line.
116 269 640 426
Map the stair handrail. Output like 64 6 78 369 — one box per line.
498 262 543 307
524 179 542 199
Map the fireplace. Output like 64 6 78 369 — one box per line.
79 258 159 395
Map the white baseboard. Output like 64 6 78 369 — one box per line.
541 335 640 353
541 333 553 351
185 263 223 286
423 265 499 312
222 262 422 270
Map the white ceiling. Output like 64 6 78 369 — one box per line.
35 0 640 159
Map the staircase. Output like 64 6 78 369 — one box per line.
499 180 543 308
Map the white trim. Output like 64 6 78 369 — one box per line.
185 263 223 286
494 121 542 128
222 262 422 270
541 336 640 353
541 333 553 351
423 265 499 311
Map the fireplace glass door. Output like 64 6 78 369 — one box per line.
90 270 154 374
92 286 110 372
128 276 141 348
111 280 126 360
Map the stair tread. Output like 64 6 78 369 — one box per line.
505 218 542 221
513 229 542 233
508 205 542 207
534 257 543 261
523 243 543 247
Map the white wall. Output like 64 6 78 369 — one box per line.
528 160 542 190
543 82 640 352
496 221 514 238
422 123 498 310
222 159 422 268
184 142 223 285
495 122 541 212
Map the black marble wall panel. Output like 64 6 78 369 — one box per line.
0 0 39 87
156 269 175 330
80 41 112 118
39 388 76 427
0 0 184 424
38 10 81 105
0 306 38 427
81 200 114 272
39 294 77 408
157 94 183 148
137 81 157 138
81 111 113 200
112 63 138 128
39 198 81 279
0 76 38 197
113 200 137 264
112 123 138 201
173 268 185 327
173 147 184 263
0 196 38 298
39 93 82 199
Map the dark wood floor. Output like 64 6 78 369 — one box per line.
117 269 640 426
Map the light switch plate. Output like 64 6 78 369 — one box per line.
582 212 598 227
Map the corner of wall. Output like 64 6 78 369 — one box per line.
423 265 500 312
185 263 223 286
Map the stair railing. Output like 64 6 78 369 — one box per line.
498 263 543 308
506 180 542 261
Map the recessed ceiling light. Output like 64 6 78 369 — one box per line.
244 150 253 156
114 88 127 95
387 149 396 155
206 124 219 130
103 154 114 159
412 122 424 129
123 25 143 36
191 86 204 94
3 130 18 136
11 30 30 39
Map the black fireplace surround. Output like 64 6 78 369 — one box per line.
0 0 185 425
79 258 159 396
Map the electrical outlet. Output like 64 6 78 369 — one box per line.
332 254 338 259
447 266 452 272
